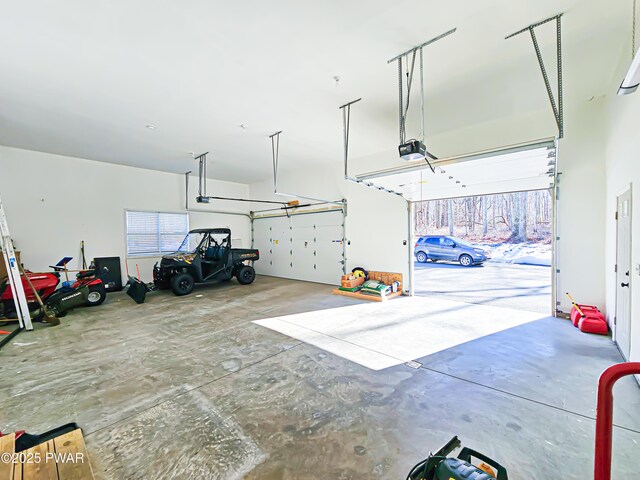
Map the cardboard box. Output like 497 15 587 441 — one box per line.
0 250 20 279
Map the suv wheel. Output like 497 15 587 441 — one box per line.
236 265 256 285
459 254 473 267
416 251 428 263
171 272 195 296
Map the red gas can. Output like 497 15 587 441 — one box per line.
578 316 609 335
571 305 604 326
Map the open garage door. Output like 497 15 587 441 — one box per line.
252 209 346 285
353 138 558 314
357 138 556 201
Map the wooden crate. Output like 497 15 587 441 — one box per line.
332 270 403 302
0 429 95 480
331 288 403 302
367 271 402 291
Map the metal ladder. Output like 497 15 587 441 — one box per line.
0 193 33 330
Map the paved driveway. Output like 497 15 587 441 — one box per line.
414 261 552 313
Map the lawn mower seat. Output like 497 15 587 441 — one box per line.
76 269 96 279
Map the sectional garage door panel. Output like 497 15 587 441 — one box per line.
253 210 345 285
291 226 316 281
314 223 345 284
255 220 291 279
356 139 557 201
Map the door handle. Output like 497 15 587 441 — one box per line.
621 282 630 288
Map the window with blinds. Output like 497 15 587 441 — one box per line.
125 211 189 257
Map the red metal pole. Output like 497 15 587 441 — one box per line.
594 362 640 479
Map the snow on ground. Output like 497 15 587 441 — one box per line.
480 242 552 267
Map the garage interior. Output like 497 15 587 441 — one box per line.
1 1 640 479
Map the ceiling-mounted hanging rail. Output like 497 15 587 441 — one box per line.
386 28 457 64
183 170 259 220
185 170 192 210
196 152 209 199
341 98 361 182
194 152 289 207
269 130 345 207
269 131 282 193
387 28 456 165
506 14 564 138
340 98 403 197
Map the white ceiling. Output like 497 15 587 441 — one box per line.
0 1 629 184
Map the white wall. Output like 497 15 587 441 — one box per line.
603 86 640 363
0 146 251 282
555 98 607 313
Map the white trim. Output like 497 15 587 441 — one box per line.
614 183 632 357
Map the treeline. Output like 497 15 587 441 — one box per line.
414 190 552 243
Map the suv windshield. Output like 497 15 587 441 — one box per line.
449 237 473 247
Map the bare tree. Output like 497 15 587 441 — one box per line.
414 189 551 243
482 196 488 236
518 191 528 242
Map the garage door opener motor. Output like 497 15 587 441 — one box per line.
406 436 508 480
389 29 457 166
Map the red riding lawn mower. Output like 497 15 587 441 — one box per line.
0 267 106 322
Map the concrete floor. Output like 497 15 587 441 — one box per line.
414 261 552 313
1 276 638 478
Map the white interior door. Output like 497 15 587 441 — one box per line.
615 187 632 359
253 210 345 285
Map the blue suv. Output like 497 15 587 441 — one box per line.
414 235 490 267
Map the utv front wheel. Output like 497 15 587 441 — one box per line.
236 265 256 285
171 273 195 296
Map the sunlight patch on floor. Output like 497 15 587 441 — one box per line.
253 296 544 370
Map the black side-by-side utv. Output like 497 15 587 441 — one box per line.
153 228 259 296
